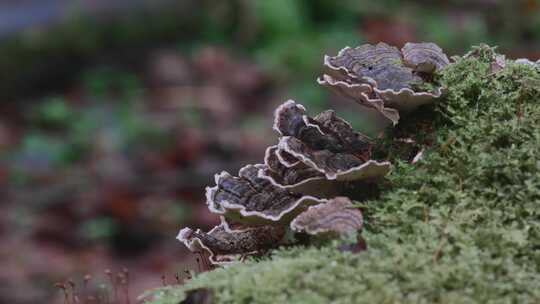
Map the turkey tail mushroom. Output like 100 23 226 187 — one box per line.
319 42 449 124
290 197 363 237
177 224 285 265
270 100 391 181
206 164 325 225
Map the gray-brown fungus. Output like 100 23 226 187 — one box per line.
206 164 324 225
278 136 390 181
317 74 401 123
318 42 449 124
271 100 390 181
290 197 363 237
402 42 450 73
273 100 372 158
178 85 398 266
258 145 345 198
177 224 285 265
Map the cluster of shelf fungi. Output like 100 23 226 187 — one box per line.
178 42 450 266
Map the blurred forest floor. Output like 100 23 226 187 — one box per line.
1 1 540 303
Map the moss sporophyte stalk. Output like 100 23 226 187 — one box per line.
142 44 540 304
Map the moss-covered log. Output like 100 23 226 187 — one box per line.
143 45 540 304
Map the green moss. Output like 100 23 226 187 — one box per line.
142 46 540 303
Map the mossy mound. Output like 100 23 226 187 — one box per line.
143 46 540 303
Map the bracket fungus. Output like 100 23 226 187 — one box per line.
277 136 390 181
318 42 449 124
176 45 424 266
178 98 393 265
402 42 450 73
206 164 324 226
273 100 372 154
290 197 363 237
177 224 285 265
271 100 391 181
258 145 337 197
